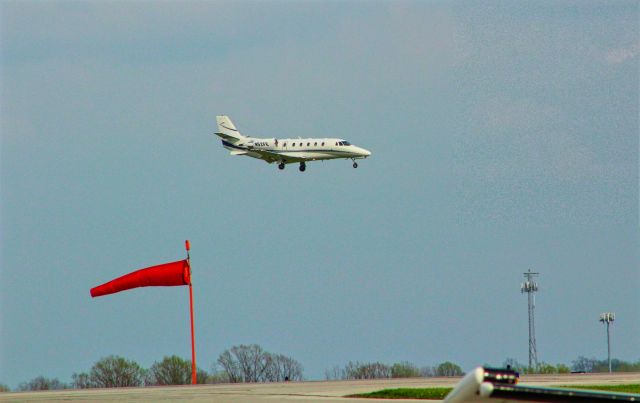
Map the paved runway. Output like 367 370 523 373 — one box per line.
1 372 638 402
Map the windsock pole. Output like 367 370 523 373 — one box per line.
186 240 197 385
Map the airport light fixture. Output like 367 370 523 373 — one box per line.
521 270 539 370
599 312 615 373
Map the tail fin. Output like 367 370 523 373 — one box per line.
215 116 247 142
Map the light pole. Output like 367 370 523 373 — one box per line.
599 312 615 373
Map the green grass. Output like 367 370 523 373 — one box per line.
348 387 452 400
349 384 640 400
559 384 640 394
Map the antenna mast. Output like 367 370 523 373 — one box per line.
521 269 539 370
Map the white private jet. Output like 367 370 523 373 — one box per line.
214 115 371 172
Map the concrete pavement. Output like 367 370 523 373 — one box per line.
1 372 638 402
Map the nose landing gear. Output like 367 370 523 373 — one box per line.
278 162 285 170
299 162 306 172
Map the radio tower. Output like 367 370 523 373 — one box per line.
521 269 539 370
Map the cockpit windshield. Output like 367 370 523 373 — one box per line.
338 141 351 146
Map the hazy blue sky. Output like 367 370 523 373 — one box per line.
1 0 638 388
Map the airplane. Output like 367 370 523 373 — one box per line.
214 115 371 172
443 366 638 403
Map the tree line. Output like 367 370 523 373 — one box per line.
503 357 640 375
3 344 302 392
324 360 465 380
3 349 640 392
323 357 640 381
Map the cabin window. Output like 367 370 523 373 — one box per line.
322 142 325 146
314 142 317 146
283 142 287 147
307 142 310 146
335 142 338 146
292 143 295 147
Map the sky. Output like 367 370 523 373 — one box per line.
1 0 638 388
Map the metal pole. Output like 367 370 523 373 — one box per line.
189 283 197 384
599 312 614 374
606 321 611 373
186 240 196 385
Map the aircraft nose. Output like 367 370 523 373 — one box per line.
362 149 371 157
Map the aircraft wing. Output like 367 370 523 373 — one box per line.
214 132 239 142
444 367 638 403
250 149 304 164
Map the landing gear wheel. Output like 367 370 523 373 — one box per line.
278 162 285 170
353 161 358 168
299 162 306 172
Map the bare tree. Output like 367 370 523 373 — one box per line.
147 356 207 385
89 355 145 387
218 349 243 382
343 361 391 379
218 345 269 382
268 354 303 381
217 344 303 383
324 365 343 381
18 376 67 391
148 355 191 385
238 344 270 382
71 372 92 389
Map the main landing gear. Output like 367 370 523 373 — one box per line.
277 162 306 172
278 161 360 171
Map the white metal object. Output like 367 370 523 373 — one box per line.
214 115 371 171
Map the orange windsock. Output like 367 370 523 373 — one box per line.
90 259 191 298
